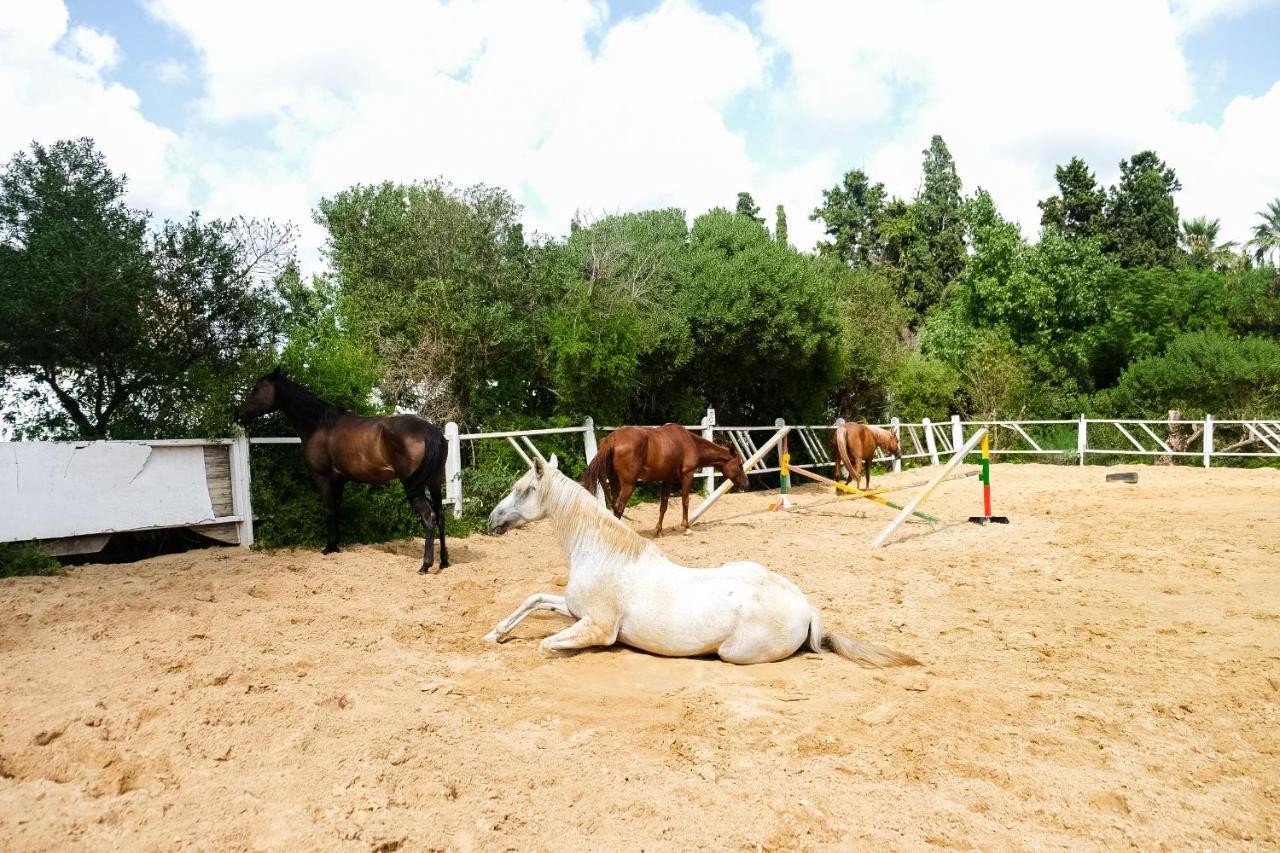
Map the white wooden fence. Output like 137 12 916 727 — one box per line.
3 413 1277 553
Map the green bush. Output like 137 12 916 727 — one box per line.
0 542 64 578
888 353 962 420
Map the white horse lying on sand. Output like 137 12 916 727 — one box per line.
484 456 920 667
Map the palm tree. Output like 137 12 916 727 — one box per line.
1180 216 1236 270
1249 198 1280 267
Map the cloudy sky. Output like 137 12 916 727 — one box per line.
3 0 1279 268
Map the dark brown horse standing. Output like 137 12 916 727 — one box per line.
234 368 449 574
581 424 749 536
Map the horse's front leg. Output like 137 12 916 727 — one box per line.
314 474 342 554
484 593 572 643
655 483 671 537
680 472 695 531
539 617 618 657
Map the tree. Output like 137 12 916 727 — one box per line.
677 209 844 421
915 135 967 305
0 138 291 439
1180 216 1236 270
1104 150 1182 268
1249 197 1280 266
315 178 541 424
735 192 763 224
1039 156 1108 242
774 204 788 245
811 168 887 267
538 209 693 423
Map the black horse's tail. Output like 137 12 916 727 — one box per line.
406 426 447 496
580 438 614 496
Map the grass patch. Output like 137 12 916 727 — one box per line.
0 541 65 578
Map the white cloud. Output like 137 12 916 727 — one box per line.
1170 0 1280 33
758 0 1278 246
0 1 189 216
153 58 189 84
145 0 767 259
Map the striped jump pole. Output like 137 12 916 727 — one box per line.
771 418 794 511
967 431 1009 526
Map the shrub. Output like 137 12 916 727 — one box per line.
0 542 64 578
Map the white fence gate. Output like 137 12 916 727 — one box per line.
3 413 1277 554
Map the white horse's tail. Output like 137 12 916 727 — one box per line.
808 608 920 668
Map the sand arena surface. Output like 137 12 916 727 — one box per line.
1 463 1278 850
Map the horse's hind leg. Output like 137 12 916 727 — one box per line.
612 480 635 520
408 491 437 575
655 483 671 537
430 482 449 569
484 593 572 643
680 471 695 531
539 617 618 657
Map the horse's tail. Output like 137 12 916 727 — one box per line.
807 607 920 668
580 437 614 496
406 425 447 496
833 428 856 483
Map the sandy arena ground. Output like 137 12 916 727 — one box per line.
1 463 1278 851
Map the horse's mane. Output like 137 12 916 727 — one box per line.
273 374 343 430
543 467 655 561
690 433 734 458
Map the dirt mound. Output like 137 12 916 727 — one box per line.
2 464 1277 849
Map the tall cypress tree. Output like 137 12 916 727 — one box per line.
735 192 763 224
1039 156 1108 242
915 135 966 311
775 204 788 244
1104 150 1182 268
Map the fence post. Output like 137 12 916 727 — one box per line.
1203 414 1213 469
951 414 963 455
922 417 939 465
229 433 254 549
890 417 902 473
1077 415 1086 466
444 421 463 518
583 416 605 508
701 407 716 496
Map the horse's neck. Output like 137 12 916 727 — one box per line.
693 437 729 466
276 383 335 439
544 477 654 580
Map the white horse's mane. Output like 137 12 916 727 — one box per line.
541 467 657 562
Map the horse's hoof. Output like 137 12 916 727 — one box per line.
483 631 503 644
419 563 439 575
322 546 339 555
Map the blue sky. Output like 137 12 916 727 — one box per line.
5 0 1279 265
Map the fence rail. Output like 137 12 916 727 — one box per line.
4 412 1277 551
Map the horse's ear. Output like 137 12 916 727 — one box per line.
269 365 282 378
533 457 545 477
547 454 559 470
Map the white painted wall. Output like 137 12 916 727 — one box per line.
0 442 218 542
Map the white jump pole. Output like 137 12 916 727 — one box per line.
870 426 988 547
688 424 792 526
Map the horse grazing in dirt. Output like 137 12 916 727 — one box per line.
233 368 449 574
832 422 901 491
580 424 748 536
485 456 920 666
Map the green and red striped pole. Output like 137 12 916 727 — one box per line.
969 432 1008 525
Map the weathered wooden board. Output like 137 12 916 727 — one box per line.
0 442 218 543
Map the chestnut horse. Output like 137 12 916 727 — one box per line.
832 422 901 491
581 424 748 535
233 368 449 574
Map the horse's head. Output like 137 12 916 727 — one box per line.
488 455 559 535
884 431 902 459
721 447 750 491
233 366 283 425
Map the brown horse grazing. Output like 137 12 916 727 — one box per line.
832 422 901 492
581 424 749 536
233 368 449 574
